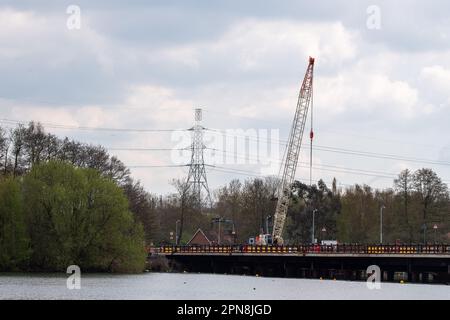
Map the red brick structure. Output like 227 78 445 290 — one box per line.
187 229 212 246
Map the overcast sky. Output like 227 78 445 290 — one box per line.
1 0 449 195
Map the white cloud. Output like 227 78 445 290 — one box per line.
123 85 194 127
420 65 450 106
10 106 78 126
207 19 358 71
315 61 420 119
1 4 450 194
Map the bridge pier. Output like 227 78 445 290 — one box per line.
387 270 395 282
420 272 430 283
299 268 307 278
406 261 412 282
284 263 296 278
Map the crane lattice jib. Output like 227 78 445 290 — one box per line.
272 57 315 243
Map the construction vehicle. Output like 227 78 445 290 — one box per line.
249 233 273 246
271 57 315 245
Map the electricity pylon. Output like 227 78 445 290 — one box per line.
187 108 212 211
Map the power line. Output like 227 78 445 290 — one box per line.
4 97 444 152
206 165 353 187
2 117 449 181
2 117 448 167
111 145 448 179
108 142 450 167
204 129 450 167
109 147 189 151
203 109 449 151
313 145 450 167
126 164 188 168
206 147 395 174
207 166 263 178
214 147 450 179
206 163 396 180
0 118 190 133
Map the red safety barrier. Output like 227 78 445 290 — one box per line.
152 244 450 255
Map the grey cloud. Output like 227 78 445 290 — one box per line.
1 0 450 194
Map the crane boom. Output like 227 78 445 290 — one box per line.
272 57 315 244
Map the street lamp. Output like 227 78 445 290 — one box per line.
175 220 181 245
380 205 385 244
266 215 272 235
433 224 438 243
422 223 427 244
212 217 231 245
231 224 236 244
312 209 318 244
321 227 327 242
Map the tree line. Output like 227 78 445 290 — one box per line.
0 122 448 272
0 162 146 272
151 170 449 246
0 123 152 271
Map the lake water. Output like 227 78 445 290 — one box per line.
0 273 448 300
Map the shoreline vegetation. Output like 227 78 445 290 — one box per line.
1 122 449 273
0 162 146 273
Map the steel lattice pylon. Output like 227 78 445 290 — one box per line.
187 108 212 211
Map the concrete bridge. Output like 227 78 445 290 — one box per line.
149 244 450 284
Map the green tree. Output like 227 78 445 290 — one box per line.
123 181 158 245
337 184 378 243
0 178 29 270
22 161 146 272
286 180 340 244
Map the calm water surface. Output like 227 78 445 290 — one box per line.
0 273 448 300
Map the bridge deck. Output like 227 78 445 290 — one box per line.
157 252 450 259
151 244 450 259
148 244 450 284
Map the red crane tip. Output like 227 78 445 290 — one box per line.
309 56 315 64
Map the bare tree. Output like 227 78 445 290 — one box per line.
394 169 414 241
107 156 131 185
0 127 10 175
413 168 448 243
10 124 26 177
23 122 47 166
171 178 195 244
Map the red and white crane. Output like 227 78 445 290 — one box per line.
272 57 315 244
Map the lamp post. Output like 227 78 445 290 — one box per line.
266 215 272 234
321 226 327 242
422 223 427 244
312 209 318 244
175 220 181 245
218 218 221 245
212 217 230 245
433 224 438 243
380 205 385 244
